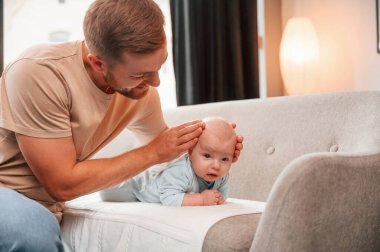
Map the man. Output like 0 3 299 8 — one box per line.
0 0 242 251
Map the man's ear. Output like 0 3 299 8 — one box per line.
87 53 107 73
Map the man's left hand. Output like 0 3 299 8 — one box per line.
231 123 243 163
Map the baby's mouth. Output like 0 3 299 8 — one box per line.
206 173 218 179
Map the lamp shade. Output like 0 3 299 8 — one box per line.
280 18 320 95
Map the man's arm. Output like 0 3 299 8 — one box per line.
16 120 204 202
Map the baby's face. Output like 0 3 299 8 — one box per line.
189 131 235 182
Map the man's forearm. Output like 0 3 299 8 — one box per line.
55 144 159 201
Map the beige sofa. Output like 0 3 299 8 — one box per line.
61 91 380 252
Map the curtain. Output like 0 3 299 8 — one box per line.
170 0 259 106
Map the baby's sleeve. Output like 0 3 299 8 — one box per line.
157 160 192 206
218 173 230 199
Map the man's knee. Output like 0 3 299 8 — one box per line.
0 187 64 252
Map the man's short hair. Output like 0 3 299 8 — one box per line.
83 0 165 64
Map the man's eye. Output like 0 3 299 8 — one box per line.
203 153 211 158
131 75 144 79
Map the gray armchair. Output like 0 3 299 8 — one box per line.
251 152 380 252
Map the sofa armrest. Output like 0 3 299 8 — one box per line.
250 152 380 252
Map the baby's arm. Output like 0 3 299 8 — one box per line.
158 159 192 206
182 189 223 206
214 174 230 205
158 156 227 206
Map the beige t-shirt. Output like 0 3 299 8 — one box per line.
0 41 167 221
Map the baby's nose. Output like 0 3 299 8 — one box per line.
212 160 221 169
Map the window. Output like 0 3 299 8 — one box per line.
4 0 177 109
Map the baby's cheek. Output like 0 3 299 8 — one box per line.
221 164 231 173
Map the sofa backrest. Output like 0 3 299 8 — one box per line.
95 91 380 201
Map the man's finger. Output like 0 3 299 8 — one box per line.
235 143 243 151
177 122 204 137
232 149 240 163
178 127 203 145
236 135 244 143
178 137 198 151
176 120 203 131
234 150 240 158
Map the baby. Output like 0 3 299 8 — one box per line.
100 117 237 206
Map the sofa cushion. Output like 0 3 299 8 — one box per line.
203 213 261 252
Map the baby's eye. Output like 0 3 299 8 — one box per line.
222 157 230 162
203 153 211 158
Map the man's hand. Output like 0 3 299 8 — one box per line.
147 120 205 164
231 123 244 163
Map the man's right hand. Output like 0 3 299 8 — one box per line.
147 120 205 163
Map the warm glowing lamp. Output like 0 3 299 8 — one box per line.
280 18 320 95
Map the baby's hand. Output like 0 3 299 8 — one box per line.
217 194 225 205
201 189 223 206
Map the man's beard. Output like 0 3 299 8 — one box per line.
104 72 149 100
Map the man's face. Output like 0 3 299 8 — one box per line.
189 133 235 182
104 43 168 99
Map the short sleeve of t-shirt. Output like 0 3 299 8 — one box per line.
1 58 71 138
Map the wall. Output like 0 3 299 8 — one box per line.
281 0 380 93
264 0 284 97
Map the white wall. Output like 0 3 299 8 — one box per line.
4 0 177 109
281 0 380 93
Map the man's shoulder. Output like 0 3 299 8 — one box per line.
16 41 80 61
5 41 80 73
3 41 83 83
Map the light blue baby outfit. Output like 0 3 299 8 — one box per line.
100 154 229 206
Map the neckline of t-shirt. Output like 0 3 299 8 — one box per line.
76 40 113 101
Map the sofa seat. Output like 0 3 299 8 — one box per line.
61 193 265 252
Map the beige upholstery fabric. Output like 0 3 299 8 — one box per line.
250 152 380 252
163 91 380 202
203 213 261 252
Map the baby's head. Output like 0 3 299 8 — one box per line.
188 117 237 182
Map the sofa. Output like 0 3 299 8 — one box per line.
60 90 380 252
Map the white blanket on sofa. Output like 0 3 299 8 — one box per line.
61 193 265 252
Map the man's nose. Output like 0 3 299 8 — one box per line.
146 72 160 87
